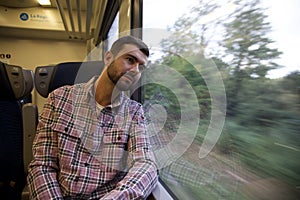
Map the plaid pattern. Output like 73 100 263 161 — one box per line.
27 77 158 199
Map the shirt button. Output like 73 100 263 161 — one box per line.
64 127 68 132
117 136 122 140
84 162 90 167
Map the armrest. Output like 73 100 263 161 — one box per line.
148 179 175 200
22 103 38 200
21 185 29 200
22 103 38 173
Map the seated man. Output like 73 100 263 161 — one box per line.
27 36 158 199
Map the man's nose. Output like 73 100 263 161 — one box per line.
130 63 140 73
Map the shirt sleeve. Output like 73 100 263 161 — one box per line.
27 92 64 199
101 104 158 200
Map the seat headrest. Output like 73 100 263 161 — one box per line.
35 61 104 98
0 62 34 100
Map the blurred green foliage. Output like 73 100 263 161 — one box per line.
143 0 300 198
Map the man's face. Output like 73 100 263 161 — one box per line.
106 44 148 91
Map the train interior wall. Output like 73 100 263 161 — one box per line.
0 36 87 111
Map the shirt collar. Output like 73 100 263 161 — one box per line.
85 76 126 115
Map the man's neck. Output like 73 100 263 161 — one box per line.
94 69 120 107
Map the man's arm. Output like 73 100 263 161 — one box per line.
27 92 63 199
101 104 158 199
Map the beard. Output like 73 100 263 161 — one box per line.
107 61 120 85
107 61 138 91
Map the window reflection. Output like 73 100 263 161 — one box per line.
143 0 300 199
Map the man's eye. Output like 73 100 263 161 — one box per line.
126 57 135 64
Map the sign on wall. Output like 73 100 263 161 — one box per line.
0 6 86 31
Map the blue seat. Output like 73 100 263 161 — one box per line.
35 61 104 97
0 62 34 200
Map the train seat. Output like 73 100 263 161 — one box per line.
0 62 35 200
35 61 104 98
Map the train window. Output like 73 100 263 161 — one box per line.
143 0 300 199
107 12 119 49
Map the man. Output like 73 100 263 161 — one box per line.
27 36 158 199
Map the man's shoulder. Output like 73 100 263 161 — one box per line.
121 93 142 108
52 82 87 96
51 84 74 97
118 95 145 117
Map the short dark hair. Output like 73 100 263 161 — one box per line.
110 35 149 57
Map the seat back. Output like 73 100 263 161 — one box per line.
35 61 104 97
0 62 34 200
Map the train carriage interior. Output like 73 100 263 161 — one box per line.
0 0 299 199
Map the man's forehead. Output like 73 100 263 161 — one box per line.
116 44 147 61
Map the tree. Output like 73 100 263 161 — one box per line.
221 0 282 116
160 0 220 57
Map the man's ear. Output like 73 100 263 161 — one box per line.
104 51 114 65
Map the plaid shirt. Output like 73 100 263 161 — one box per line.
27 77 158 199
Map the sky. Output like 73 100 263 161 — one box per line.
262 0 300 78
143 0 300 78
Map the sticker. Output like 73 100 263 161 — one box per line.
20 12 29 21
